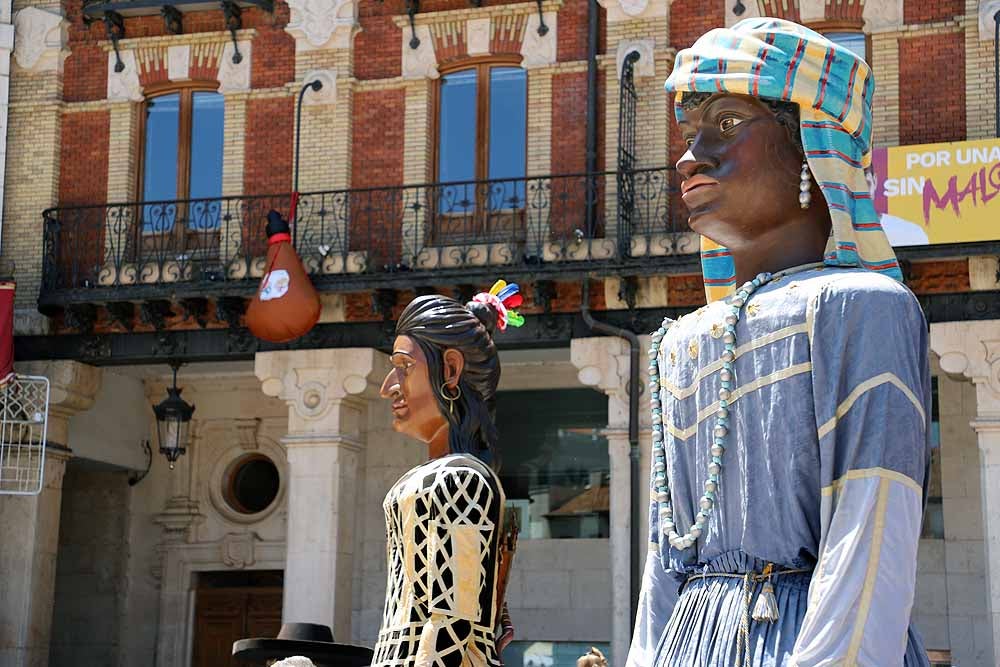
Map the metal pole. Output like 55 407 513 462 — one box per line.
585 0 599 235
293 79 323 245
580 279 642 635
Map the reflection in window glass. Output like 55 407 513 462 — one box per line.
922 376 943 539
504 641 612 667
827 32 867 60
143 93 180 232
189 92 225 229
488 67 527 209
496 389 609 540
438 68 477 190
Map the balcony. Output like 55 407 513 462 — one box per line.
39 168 698 309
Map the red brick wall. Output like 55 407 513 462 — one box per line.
59 111 110 206
62 43 106 103
904 0 963 24
670 0 725 50
252 3 295 89
351 89 406 263
558 0 592 63
244 97 294 195
355 8 402 80
899 32 966 145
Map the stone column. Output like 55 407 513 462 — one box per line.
571 335 651 664
931 320 1000 665
0 361 101 667
5 5 67 313
256 348 387 641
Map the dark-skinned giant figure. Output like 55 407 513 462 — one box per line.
627 19 932 667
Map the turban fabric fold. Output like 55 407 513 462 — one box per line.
664 18 902 302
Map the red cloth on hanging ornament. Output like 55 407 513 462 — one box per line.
245 210 321 343
0 281 13 383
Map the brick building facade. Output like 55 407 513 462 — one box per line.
0 1 998 666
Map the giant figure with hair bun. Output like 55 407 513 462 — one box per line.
373 280 524 667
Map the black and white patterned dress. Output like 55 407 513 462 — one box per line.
373 454 505 667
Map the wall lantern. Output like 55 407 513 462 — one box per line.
153 361 195 469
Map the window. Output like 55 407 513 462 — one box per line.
140 87 225 233
826 32 868 61
434 64 527 240
496 389 609 540
504 641 612 667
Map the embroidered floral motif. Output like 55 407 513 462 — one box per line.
710 323 725 338
688 339 699 360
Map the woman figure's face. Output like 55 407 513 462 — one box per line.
676 93 807 249
380 335 448 445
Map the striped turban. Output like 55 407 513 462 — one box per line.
665 18 902 302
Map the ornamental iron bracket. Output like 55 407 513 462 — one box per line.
140 299 174 331
65 303 98 334
103 11 127 73
216 296 247 329
161 5 183 34
618 275 639 311
534 280 556 314
733 0 746 16
405 0 420 49
180 297 209 328
221 1 243 64
535 0 549 36
373 288 398 321
107 301 136 330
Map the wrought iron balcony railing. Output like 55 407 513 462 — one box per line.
40 168 695 304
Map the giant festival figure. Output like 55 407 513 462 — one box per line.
373 282 523 667
628 19 932 667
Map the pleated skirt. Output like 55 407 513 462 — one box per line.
653 551 930 667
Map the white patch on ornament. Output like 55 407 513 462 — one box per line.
260 269 291 301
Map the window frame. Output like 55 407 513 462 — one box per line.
431 57 528 186
809 20 870 64
135 81 224 247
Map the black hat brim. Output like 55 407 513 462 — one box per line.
232 638 373 667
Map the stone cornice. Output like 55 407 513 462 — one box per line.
392 0 563 28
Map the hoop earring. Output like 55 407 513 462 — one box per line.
439 383 462 415
799 160 812 209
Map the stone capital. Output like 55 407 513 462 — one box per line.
285 0 359 51
107 50 143 102
521 12 557 69
598 0 669 22
15 360 102 446
301 68 338 105
980 1 1000 41
218 41 252 93
12 7 68 74
571 336 651 429
255 348 388 437
616 39 655 79
402 25 438 80
931 320 1000 415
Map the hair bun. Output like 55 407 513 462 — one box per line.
466 299 499 338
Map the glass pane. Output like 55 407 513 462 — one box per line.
504 641 612 667
488 67 527 210
496 389 609 540
189 91 225 230
142 93 180 232
438 69 477 214
827 32 866 60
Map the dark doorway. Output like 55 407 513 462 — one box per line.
192 570 283 667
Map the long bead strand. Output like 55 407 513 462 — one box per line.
648 272 772 551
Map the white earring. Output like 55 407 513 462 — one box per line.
799 160 812 209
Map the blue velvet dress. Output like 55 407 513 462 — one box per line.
628 266 932 667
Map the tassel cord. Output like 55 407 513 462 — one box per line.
685 565 810 667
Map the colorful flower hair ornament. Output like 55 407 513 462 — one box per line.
472 279 525 331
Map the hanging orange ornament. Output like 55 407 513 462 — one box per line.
244 210 321 343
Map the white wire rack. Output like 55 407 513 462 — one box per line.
0 374 51 496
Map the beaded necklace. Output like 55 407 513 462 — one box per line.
648 271 773 551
